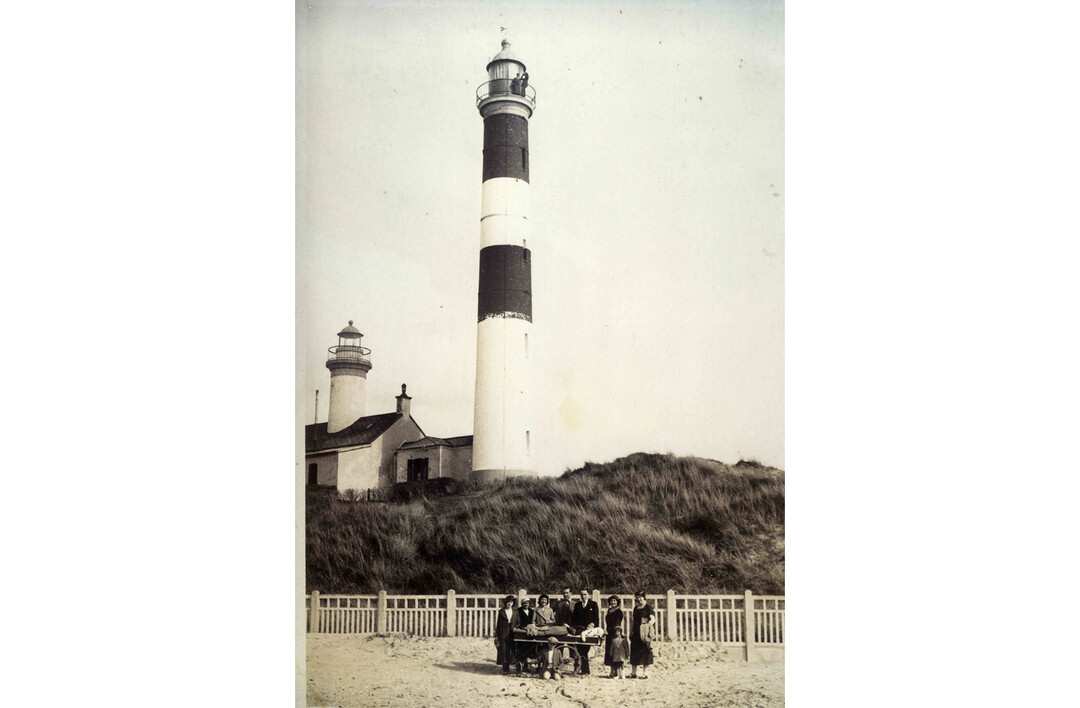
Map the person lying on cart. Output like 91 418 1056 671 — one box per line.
518 594 570 638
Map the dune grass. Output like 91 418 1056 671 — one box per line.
305 453 784 595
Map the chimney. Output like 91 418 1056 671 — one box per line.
396 383 412 417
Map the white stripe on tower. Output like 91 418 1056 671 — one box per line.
480 178 531 248
473 39 536 483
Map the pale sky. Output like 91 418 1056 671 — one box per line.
297 0 784 473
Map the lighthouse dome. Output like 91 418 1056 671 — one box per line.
337 320 362 338
486 39 525 72
491 39 520 62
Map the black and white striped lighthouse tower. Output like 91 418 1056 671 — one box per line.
472 40 537 482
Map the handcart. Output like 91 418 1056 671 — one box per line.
512 629 604 677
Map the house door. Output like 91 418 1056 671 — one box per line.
308 463 318 485
407 457 429 483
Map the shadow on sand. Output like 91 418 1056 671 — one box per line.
434 661 507 676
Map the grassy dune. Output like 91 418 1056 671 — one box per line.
306 453 784 595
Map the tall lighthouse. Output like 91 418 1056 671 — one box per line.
472 40 537 482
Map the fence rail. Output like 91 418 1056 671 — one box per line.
754 596 785 645
307 589 783 654
312 595 378 634
386 595 447 635
675 595 746 644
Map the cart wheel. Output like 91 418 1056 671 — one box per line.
560 645 581 675
514 647 529 674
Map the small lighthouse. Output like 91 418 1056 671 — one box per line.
472 40 536 482
325 320 372 433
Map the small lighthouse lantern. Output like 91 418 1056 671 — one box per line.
476 39 535 118
329 320 370 362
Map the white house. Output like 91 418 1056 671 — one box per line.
305 321 474 495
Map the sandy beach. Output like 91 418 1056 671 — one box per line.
305 634 783 707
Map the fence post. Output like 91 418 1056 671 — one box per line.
518 588 527 607
592 588 601 614
666 589 676 640
446 590 456 637
744 590 755 662
377 590 387 634
310 590 320 634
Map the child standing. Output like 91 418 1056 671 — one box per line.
607 626 630 679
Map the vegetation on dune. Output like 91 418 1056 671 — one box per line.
306 453 784 595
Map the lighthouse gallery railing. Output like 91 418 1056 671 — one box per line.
476 80 536 107
327 345 371 362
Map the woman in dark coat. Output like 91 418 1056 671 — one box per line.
494 595 520 673
518 597 536 628
603 595 624 667
629 591 655 678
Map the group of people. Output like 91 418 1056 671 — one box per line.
509 71 529 96
494 588 656 680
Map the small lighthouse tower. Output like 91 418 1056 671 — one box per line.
472 40 537 482
325 320 372 433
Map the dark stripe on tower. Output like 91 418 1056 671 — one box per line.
483 113 529 183
478 245 532 322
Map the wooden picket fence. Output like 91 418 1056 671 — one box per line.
306 589 783 651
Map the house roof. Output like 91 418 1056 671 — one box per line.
397 434 474 451
305 412 402 453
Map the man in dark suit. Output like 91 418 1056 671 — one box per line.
494 595 521 674
570 588 600 674
554 587 574 627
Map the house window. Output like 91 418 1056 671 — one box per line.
407 457 429 483
308 463 318 485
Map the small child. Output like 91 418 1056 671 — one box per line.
539 636 563 680
607 626 630 679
